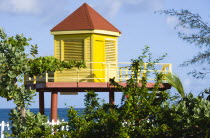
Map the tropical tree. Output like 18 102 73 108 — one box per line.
159 93 210 137
158 9 210 79
0 28 85 137
54 46 174 137
165 73 185 98
54 46 210 137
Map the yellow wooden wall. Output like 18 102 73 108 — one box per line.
54 34 92 82
92 34 118 82
53 33 118 82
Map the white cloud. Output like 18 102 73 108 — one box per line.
0 0 164 22
166 16 178 28
0 0 68 24
94 0 164 17
125 0 144 5
93 0 122 17
166 16 192 34
183 78 191 87
149 0 164 11
106 0 122 17
0 0 41 14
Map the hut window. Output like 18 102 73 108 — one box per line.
105 40 116 62
55 40 61 60
64 39 84 61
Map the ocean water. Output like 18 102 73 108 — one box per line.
0 108 84 122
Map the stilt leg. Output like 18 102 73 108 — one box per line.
39 92 45 115
109 90 115 105
51 92 58 122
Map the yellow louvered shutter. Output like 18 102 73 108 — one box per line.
55 40 61 60
105 40 117 79
64 39 84 61
105 40 116 62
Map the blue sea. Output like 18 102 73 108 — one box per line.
0 108 84 122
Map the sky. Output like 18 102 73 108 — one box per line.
0 0 209 108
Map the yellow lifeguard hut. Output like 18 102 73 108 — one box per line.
51 3 121 82
25 3 172 122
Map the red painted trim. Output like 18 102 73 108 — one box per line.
44 82 170 89
77 82 108 87
26 82 171 92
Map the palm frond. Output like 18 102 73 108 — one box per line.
165 73 185 98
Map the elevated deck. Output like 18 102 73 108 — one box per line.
26 82 171 92
25 62 172 91
24 62 172 121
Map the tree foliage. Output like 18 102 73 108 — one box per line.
159 9 210 79
0 28 85 137
7 110 52 137
165 73 185 98
0 28 85 100
1 27 210 137
53 46 210 137
160 93 210 137
28 56 85 77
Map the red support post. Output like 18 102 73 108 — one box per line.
109 90 115 105
39 92 45 115
51 92 58 122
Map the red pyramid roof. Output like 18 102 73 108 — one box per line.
51 3 121 33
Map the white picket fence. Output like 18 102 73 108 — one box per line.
0 120 68 138
0 121 10 138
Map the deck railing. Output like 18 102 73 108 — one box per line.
24 62 172 84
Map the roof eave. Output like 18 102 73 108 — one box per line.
50 29 121 37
